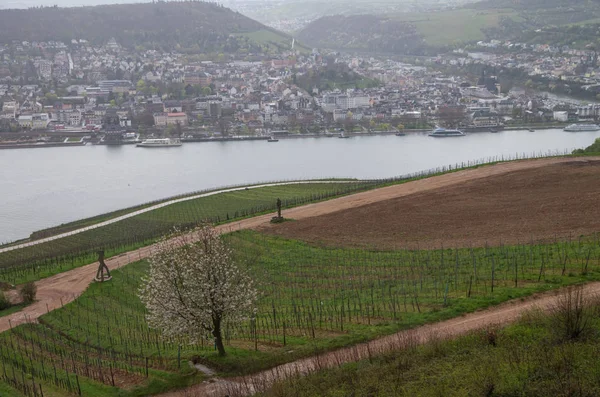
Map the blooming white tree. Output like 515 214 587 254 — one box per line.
139 226 258 356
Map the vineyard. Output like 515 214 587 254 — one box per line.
2 230 600 396
0 150 570 286
0 182 377 285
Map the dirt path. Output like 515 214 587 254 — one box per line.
156 281 600 397
0 181 355 254
1 156 594 336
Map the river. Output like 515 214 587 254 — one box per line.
1 128 598 243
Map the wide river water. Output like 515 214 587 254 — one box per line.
1 128 599 243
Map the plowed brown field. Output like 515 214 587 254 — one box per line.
263 159 600 249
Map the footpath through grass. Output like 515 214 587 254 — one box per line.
26 180 357 241
259 296 600 397
3 231 600 395
0 182 374 285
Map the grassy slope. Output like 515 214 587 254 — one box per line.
0 383 21 397
574 138 600 154
297 7 519 50
0 303 28 318
392 8 519 46
2 262 205 397
27 181 355 241
259 301 600 396
4 229 600 395
0 182 369 285
299 0 600 50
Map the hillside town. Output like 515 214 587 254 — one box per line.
1 36 600 146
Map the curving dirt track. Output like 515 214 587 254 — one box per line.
156 281 600 397
1 156 598 381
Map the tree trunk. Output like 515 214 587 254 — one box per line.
212 317 226 356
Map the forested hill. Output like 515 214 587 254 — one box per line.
298 0 600 55
297 15 427 55
0 1 295 53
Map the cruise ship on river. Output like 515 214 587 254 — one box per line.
136 138 182 147
428 127 466 137
563 124 600 132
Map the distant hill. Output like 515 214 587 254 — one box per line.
0 1 301 53
297 15 428 54
467 0 600 47
298 0 600 54
296 8 515 55
232 0 481 33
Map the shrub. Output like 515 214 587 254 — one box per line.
20 282 37 304
486 327 498 347
551 285 593 341
0 292 10 310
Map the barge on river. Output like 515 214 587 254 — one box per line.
136 138 182 148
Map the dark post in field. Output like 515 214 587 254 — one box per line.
277 198 282 218
94 250 112 282
271 197 285 223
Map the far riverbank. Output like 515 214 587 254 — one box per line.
0 124 574 149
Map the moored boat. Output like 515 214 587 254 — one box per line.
428 127 465 137
564 124 600 132
136 138 182 147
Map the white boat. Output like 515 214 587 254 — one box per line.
563 124 600 132
136 138 182 148
428 127 465 137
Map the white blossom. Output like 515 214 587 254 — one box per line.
139 226 258 355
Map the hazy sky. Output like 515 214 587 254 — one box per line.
0 0 151 8
0 0 260 8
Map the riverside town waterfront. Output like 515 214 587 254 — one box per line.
2 128 598 243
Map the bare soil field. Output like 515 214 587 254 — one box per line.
263 159 600 249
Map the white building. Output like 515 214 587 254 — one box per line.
333 109 363 122
54 109 82 126
553 111 568 122
1 101 18 119
18 113 50 129
153 112 188 127
349 96 370 108
577 104 600 119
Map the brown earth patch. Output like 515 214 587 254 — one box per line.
262 160 600 249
